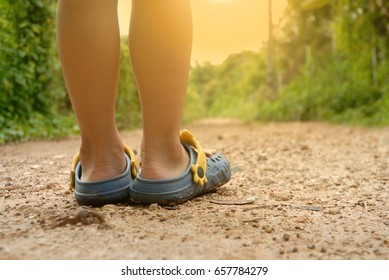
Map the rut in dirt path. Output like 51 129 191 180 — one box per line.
1 119 388 259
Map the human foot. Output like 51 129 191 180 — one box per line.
130 130 231 205
79 138 126 182
70 136 137 206
140 138 217 180
139 130 191 180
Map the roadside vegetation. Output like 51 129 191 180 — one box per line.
1 0 388 143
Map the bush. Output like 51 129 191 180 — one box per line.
0 0 73 143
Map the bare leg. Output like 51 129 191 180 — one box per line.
129 0 192 179
57 0 125 181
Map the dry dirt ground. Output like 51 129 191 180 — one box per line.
1 119 389 260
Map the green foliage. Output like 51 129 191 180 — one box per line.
187 0 389 127
258 55 388 125
188 51 267 120
262 0 389 126
0 0 71 143
2 0 389 144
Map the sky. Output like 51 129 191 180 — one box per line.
118 0 288 65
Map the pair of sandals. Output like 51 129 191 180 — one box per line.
69 130 231 206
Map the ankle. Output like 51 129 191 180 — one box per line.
140 142 189 180
79 136 126 181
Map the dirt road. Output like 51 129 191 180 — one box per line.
1 119 388 259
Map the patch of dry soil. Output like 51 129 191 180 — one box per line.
1 120 388 259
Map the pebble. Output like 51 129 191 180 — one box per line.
294 217 309 223
149 203 160 211
263 225 274 233
225 211 233 217
283 234 290 241
270 192 291 201
180 214 193 220
76 207 95 218
101 204 117 212
307 244 315 249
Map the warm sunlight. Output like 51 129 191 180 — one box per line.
118 0 288 65
208 0 238 3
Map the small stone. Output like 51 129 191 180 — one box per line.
283 234 290 241
294 217 309 223
225 211 233 217
321 247 327 253
292 247 298 253
308 244 315 249
279 247 285 254
141 210 151 215
101 204 117 212
263 225 274 233
149 203 160 211
180 214 193 220
159 216 167 222
76 207 97 218
300 145 309 151
270 192 291 201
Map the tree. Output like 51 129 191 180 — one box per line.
0 0 68 142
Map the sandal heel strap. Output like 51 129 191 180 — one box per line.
179 129 208 186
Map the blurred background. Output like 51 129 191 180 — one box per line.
1 0 389 143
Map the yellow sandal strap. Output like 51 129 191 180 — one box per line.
179 129 208 187
124 144 138 179
69 145 138 191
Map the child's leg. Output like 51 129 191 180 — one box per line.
57 0 125 181
129 0 193 180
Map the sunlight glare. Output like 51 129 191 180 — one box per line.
208 0 237 3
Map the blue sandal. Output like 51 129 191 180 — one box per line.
69 145 138 207
129 130 231 205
